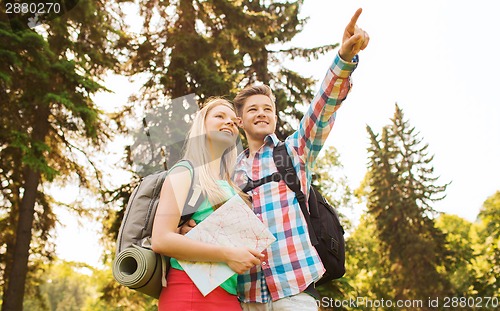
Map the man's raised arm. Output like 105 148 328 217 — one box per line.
289 8 370 167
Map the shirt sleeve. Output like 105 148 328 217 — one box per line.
286 53 357 171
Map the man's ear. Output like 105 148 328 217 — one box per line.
235 117 243 128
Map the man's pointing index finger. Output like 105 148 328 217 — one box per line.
347 8 363 32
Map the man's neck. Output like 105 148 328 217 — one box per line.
247 137 267 158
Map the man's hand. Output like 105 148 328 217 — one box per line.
177 219 196 235
224 247 263 274
339 8 369 62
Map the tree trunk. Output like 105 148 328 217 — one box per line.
1 216 18 305
1 169 41 311
2 106 49 311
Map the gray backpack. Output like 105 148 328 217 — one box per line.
112 160 203 298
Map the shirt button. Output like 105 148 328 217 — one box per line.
256 213 260 217
262 261 267 266
252 191 258 195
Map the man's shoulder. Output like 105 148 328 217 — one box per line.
236 148 249 164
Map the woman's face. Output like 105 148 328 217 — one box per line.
204 104 239 150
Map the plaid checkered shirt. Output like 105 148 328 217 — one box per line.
235 53 357 303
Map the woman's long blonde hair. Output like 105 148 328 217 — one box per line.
182 98 242 208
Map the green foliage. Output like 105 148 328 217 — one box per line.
84 262 158 311
478 191 500 238
21 259 159 311
472 191 500 297
23 261 94 311
434 201 499 300
312 146 353 228
343 214 393 308
435 214 475 296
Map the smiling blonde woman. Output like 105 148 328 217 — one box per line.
152 98 262 310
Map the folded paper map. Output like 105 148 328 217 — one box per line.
177 194 276 296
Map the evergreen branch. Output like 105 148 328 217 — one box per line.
50 127 104 194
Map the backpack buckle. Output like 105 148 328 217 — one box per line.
244 180 255 192
330 238 339 256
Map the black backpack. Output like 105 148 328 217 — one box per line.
242 143 345 286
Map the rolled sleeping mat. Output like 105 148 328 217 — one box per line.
112 244 163 299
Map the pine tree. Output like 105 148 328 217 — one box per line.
365 104 451 302
0 1 130 309
126 0 337 140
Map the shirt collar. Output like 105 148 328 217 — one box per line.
238 133 280 161
265 133 280 146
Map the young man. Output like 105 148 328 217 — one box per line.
231 8 369 311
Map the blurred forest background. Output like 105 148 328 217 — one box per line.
0 0 498 310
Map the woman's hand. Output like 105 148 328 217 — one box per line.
224 247 264 274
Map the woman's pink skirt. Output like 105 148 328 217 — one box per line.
158 268 241 310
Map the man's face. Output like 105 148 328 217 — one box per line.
239 94 278 142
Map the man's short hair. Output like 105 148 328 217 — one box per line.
233 84 275 116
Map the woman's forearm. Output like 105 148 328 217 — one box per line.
152 231 229 263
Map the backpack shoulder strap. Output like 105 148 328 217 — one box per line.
169 160 204 224
273 142 318 245
273 143 305 204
